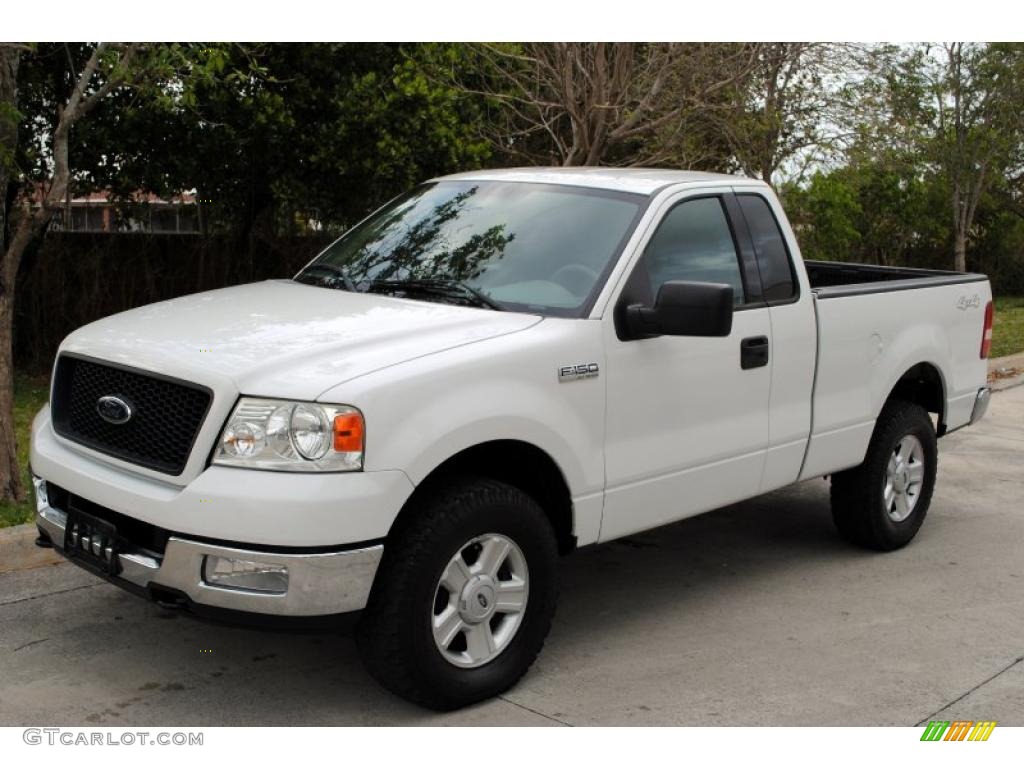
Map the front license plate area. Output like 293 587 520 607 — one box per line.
64 507 119 575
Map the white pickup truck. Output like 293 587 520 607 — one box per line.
30 168 993 710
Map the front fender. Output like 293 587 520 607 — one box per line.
318 318 608 543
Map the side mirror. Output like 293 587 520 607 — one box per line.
624 281 734 338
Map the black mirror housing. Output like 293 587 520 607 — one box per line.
623 281 734 339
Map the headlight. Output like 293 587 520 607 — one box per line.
213 398 364 472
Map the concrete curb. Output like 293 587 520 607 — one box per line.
0 522 63 575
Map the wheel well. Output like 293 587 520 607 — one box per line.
396 440 576 555
887 363 946 433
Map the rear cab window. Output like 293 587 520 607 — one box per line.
736 194 798 303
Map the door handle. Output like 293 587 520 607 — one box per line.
740 335 770 370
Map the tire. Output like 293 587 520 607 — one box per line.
356 476 559 710
830 399 938 551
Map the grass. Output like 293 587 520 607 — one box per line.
992 296 1024 359
0 374 50 529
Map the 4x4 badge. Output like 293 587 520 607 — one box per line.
956 294 981 310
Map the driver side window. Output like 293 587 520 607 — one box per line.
643 197 746 305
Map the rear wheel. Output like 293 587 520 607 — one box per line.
830 399 937 551
356 477 559 710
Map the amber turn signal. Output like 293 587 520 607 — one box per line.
333 412 364 453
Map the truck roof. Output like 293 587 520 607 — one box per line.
432 167 763 196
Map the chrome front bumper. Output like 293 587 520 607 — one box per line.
34 478 382 617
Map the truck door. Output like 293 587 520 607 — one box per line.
731 189 816 492
600 190 772 542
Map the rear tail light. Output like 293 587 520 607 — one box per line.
980 300 994 359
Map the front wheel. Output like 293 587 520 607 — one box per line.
830 399 938 551
356 477 559 710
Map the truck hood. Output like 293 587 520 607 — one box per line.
60 280 543 401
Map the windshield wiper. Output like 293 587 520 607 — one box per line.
370 278 506 312
296 263 357 292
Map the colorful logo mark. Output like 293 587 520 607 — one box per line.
920 720 997 741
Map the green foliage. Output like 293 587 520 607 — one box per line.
782 172 862 259
12 44 230 192
783 147 1024 292
11 43 489 236
255 43 490 231
971 206 1024 295
846 43 1024 271
6 42 1024 290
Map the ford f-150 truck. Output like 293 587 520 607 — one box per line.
30 168 993 710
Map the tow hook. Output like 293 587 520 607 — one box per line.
150 586 188 610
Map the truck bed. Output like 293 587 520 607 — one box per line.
799 262 991 482
805 260 988 297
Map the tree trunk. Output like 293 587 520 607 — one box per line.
0 46 25 503
0 293 22 501
0 212 39 504
954 230 968 273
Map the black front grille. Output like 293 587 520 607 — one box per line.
51 354 212 475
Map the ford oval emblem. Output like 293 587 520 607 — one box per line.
96 395 133 425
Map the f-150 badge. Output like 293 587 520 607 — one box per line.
558 363 599 382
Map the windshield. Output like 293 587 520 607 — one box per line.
294 180 646 316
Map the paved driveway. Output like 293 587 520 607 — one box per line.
2 387 1021 726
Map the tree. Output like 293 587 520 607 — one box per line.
782 170 862 260
935 43 1024 271
782 158 945 269
0 45 23 503
50 43 490 236
713 43 858 186
0 42 207 503
1 43 145 501
255 43 489 231
866 43 1024 272
454 43 758 167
